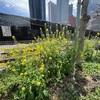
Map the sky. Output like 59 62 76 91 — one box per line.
0 0 98 21
0 0 78 20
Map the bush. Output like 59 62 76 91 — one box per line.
0 33 76 100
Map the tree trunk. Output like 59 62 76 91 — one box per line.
76 0 90 63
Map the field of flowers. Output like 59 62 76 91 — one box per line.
0 30 100 100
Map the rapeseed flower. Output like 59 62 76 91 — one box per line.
12 36 15 39
42 74 44 77
12 68 16 72
7 65 11 69
32 80 34 84
20 73 24 76
21 86 26 91
21 59 27 65
24 72 28 76
36 82 41 86
39 64 44 71
39 67 44 71
49 57 52 60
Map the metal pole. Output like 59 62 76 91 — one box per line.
75 0 81 39
75 0 81 46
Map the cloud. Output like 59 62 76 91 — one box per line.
70 0 77 9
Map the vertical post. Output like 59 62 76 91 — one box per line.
75 0 81 47
75 0 81 43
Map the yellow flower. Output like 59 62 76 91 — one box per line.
48 71 50 73
42 74 44 77
17 56 20 59
36 82 41 86
15 50 19 53
7 65 11 69
72 34 74 36
7 61 10 64
22 56 26 59
56 30 59 32
24 72 28 76
44 52 47 55
97 32 100 35
46 48 50 53
39 64 44 71
35 57 39 61
32 80 34 84
29 63 32 66
21 44 26 47
12 68 16 72
21 87 26 91
55 50 59 54
63 38 67 42
41 64 44 67
49 57 52 60
21 59 27 65
46 28 48 31
39 67 44 71
0 63 4 66
12 36 15 39
52 39 56 43
20 73 24 76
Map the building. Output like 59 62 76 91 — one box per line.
87 0 100 31
69 15 76 27
29 0 46 20
87 13 100 31
88 0 100 14
0 13 30 27
57 0 69 24
48 1 57 22
69 4 73 18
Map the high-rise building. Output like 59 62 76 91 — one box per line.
48 1 57 22
69 4 73 17
87 0 100 31
88 0 100 14
29 0 46 20
57 0 69 24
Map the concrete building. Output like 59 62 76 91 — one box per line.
48 1 57 22
29 0 46 20
57 0 69 24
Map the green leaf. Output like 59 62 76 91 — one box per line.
43 89 49 97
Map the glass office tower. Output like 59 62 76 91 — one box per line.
57 0 69 24
29 0 46 20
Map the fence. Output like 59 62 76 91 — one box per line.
0 0 29 17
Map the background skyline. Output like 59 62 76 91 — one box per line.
0 0 77 20
0 0 100 20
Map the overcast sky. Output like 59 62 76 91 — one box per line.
0 0 77 20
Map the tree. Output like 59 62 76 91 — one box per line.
76 0 90 64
